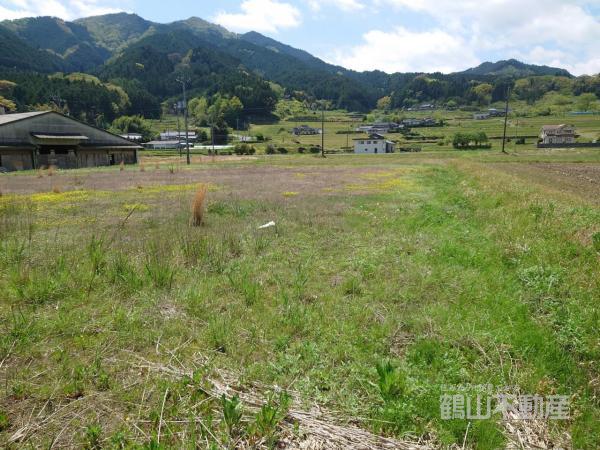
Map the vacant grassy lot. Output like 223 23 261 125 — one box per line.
1 151 599 449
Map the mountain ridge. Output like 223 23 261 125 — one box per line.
459 59 572 78
0 12 587 116
1 13 573 79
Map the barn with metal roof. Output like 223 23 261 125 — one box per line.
0 111 140 171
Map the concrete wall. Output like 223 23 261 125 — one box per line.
537 142 600 149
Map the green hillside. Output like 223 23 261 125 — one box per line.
0 25 66 72
0 12 597 121
74 13 155 51
461 59 572 77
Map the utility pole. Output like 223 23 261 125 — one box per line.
321 103 325 158
211 123 215 155
346 124 350 150
175 103 182 158
501 87 511 154
176 77 191 165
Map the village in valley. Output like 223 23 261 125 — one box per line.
0 2 600 450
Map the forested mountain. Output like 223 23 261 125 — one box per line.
460 59 572 78
0 11 596 124
0 25 66 72
2 16 110 71
74 13 155 51
101 31 278 115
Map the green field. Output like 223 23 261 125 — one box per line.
148 108 600 156
1 145 599 448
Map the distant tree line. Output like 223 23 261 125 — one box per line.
453 132 490 149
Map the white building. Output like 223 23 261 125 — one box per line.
353 133 396 154
540 124 576 145
119 133 143 142
143 140 183 150
160 131 197 141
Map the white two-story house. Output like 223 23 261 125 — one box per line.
353 133 396 154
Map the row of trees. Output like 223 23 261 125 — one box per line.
109 115 154 141
0 70 162 126
375 73 600 110
453 132 490 149
188 94 243 128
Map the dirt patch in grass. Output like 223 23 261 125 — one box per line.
490 162 600 204
0 164 427 199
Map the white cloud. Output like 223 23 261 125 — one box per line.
213 0 301 33
516 45 600 76
332 26 480 73
307 0 365 12
365 0 600 75
0 0 124 20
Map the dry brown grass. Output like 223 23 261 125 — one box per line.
191 184 208 226
140 163 146 172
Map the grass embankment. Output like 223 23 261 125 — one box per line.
0 158 599 448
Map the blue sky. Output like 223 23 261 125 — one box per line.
1 0 599 75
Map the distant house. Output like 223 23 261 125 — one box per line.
401 118 438 127
353 133 396 154
487 108 507 117
540 125 576 145
356 122 401 134
292 125 321 136
143 140 183 150
160 131 197 141
473 113 491 120
418 103 436 111
120 133 143 142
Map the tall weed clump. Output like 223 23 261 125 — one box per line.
191 184 208 226
144 243 176 290
592 232 600 253
226 264 260 306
